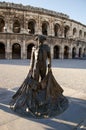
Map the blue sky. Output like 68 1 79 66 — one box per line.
0 0 86 25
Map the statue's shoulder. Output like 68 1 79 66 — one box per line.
43 44 50 51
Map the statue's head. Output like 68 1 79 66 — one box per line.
34 34 46 43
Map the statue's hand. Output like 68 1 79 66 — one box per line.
48 64 51 72
29 69 33 77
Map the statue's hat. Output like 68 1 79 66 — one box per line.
34 34 46 42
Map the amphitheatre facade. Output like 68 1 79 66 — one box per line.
0 2 86 59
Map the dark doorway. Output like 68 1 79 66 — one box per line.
42 22 48 36
64 46 69 59
72 47 76 58
0 43 5 59
12 43 21 59
28 21 35 34
27 43 34 59
54 45 60 59
0 18 5 32
13 20 20 33
79 48 82 58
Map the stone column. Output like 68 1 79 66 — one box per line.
48 22 54 36
50 45 54 59
35 22 41 34
21 40 26 59
69 46 72 59
75 47 79 58
60 21 65 38
35 15 42 34
6 39 11 59
60 45 64 59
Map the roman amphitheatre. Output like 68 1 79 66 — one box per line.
0 1 86 59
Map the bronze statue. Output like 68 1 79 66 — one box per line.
29 35 51 81
10 35 68 118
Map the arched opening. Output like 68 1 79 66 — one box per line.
0 43 5 59
72 47 76 58
79 30 82 37
64 25 70 38
54 23 60 37
83 48 86 57
0 18 5 32
12 43 21 59
79 48 82 58
64 46 69 59
73 28 77 36
13 20 20 33
84 32 86 38
53 45 60 59
28 20 35 34
42 22 48 36
27 43 34 59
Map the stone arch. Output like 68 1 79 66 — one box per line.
64 45 69 59
12 43 21 59
53 45 60 59
0 42 5 59
84 32 86 38
0 17 5 32
83 48 86 57
79 30 82 37
64 25 70 38
13 20 21 33
79 47 82 58
54 23 61 37
28 19 36 34
72 47 76 58
27 43 34 59
73 28 77 36
42 21 49 36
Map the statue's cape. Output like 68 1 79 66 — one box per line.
41 69 63 99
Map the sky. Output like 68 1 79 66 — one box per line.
0 0 86 25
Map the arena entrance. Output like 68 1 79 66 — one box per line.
64 46 69 59
0 43 5 59
79 48 82 58
12 43 21 59
72 47 76 58
53 45 60 59
27 43 34 59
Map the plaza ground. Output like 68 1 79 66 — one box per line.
0 59 86 130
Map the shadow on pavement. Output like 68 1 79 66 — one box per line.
0 87 86 130
0 59 86 69
52 59 86 69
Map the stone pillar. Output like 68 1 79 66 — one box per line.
21 40 26 59
6 39 11 59
61 22 64 38
48 22 54 36
60 44 64 59
69 45 72 59
50 45 54 59
35 16 42 34
35 22 41 34
75 47 79 58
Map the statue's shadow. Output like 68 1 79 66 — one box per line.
0 87 68 117
0 87 86 130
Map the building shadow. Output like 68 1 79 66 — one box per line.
0 59 30 66
52 59 86 69
0 59 86 69
0 87 86 130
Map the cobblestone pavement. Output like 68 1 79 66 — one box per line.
0 59 86 130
